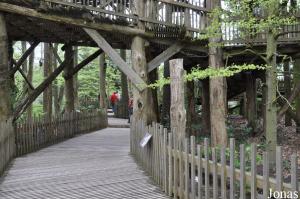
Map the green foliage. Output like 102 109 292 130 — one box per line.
200 0 297 41
148 64 268 89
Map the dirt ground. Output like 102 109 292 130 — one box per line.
228 115 300 182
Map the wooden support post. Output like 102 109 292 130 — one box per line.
120 49 129 117
64 45 75 113
162 61 171 127
73 46 79 109
294 57 300 133
202 78 210 136
99 53 107 110
0 13 12 122
43 43 53 119
186 79 195 137
130 0 157 124
284 60 292 126
209 0 227 146
264 33 277 162
246 72 257 131
170 59 186 144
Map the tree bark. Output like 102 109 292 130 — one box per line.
246 73 257 131
26 49 34 122
170 59 186 144
131 0 157 124
73 46 79 109
64 45 75 113
186 79 196 137
208 0 227 147
201 78 210 136
294 57 300 133
283 60 292 126
99 53 107 110
52 44 60 115
264 32 277 162
162 61 171 128
120 49 129 117
0 14 12 122
43 43 53 119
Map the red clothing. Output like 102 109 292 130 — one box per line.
110 93 118 104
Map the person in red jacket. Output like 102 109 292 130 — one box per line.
110 91 119 113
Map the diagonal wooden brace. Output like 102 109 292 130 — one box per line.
84 28 147 91
147 42 184 73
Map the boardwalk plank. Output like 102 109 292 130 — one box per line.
0 128 170 199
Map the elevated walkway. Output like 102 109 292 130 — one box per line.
0 126 169 199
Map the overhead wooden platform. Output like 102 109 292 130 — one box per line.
1 0 300 65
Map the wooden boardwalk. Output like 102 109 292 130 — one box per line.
0 127 170 199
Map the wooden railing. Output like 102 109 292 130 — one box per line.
0 120 15 176
15 110 108 156
43 0 210 38
131 119 299 199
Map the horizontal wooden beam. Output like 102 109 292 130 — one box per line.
13 59 70 121
11 41 39 75
149 38 208 53
148 42 184 72
84 28 147 91
65 49 103 79
0 3 153 38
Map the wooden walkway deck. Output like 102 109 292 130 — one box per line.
0 127 169 199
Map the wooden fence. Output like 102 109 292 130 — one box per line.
0 120 15 176
15 110 107 156
130 119 299 199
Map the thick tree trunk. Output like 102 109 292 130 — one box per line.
246 73 257 131
264 32 277 162
43 43 53 119
201 79 210 136
186 79 196 137
162 61 171 128
0 14 12 122
131 0 157 124
73 46 79 109
64 45 75 113
99 53 107 110
120 49 129 116
208 0 227 147
283 60 292 126
170 59 186 144
294 57 300 133
52 44 60 115
21 42 28 91
26 49 34 122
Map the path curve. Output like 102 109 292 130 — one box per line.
0 128 169 199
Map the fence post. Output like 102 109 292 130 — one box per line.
204 138 209 199
229 138 235 199
263 151 270 199
240 144 246 199
251 143 257 199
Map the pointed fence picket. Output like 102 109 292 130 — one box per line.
130 119 299 199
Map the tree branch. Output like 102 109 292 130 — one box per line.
277 81 300 122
